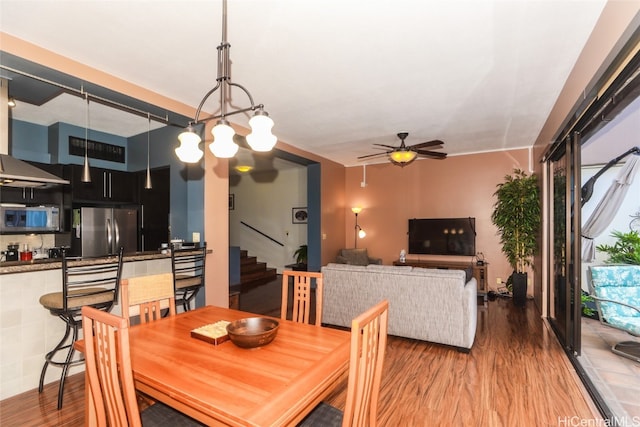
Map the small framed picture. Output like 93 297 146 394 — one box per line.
229 194 235 210
292 207 308 224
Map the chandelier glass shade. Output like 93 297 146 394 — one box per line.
175 125 204 162
246 110 277 152
209 120 239 158
175 0 276 163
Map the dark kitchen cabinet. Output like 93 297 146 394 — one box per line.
0 161 65 206
68 165 137 204
138 166 170 251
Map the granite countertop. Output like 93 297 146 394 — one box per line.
0 250 170 275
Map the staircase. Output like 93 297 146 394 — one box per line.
240 250 277 287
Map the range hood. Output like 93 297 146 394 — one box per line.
0 77 69 188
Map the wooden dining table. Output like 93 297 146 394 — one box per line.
76 305 351 426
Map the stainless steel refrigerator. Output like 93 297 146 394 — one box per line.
72 207 138 257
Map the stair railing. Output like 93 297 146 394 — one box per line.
240 221 284 247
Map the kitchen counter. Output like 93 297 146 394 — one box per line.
0 249 208 275
0 251 168 275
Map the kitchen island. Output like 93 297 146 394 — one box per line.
0 250 200 400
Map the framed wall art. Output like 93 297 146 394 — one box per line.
292 207 308 224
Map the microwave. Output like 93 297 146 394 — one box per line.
0 206 60 233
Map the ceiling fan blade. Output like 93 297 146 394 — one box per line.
409 139 445 149
373 143 398 149
357 151 390 160
415 149 447 159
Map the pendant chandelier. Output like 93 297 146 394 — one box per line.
175 0 276 163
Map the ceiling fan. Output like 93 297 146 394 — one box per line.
358 132 447 167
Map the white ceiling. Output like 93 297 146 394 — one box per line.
0 0 609 166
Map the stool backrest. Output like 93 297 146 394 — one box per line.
62 247 124 314
171 244 206 311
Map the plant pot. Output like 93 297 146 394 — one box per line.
512 272 527 307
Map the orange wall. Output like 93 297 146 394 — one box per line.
345 149 529 292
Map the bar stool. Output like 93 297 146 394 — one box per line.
171 243 206 312
38 247 124 409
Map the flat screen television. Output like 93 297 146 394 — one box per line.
408 217 476 256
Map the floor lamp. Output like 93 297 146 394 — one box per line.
352 207 366 248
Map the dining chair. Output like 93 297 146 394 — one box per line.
38 247 124 410
299 299 389 427
81 306 204 426
121 272 176 324
281 270 323 326
171 243 206 312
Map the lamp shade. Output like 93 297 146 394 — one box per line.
209 121 239 158
176 127 204 163
389 150 417 163
358 228 366 239
247 112 277 152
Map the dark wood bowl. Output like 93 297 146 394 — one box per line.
226 317 279 348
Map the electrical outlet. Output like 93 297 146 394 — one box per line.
496 277 502 284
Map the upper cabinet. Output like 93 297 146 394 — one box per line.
66 165 138 204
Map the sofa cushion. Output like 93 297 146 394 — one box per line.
338 248 370 266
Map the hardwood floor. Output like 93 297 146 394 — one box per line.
0 278 599 426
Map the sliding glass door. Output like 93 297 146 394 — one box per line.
546 133 582 354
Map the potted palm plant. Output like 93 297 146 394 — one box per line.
491 169 541 306
292 244 308 271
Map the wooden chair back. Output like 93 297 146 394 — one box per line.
121 273 176 324
343 299 389 427
281 270 323 326
81 305 141 427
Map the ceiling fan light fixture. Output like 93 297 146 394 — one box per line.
389 150 417 164
235 165 254 173
209 119 239 158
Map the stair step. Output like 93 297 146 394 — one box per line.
241 256 257 266
242 262 268 274
241 268 277 285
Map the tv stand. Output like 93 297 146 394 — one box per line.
393 259 488 296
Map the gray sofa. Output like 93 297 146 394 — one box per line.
321 263 477 351
335 248 382 265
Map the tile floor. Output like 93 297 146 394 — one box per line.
578 317 640 423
